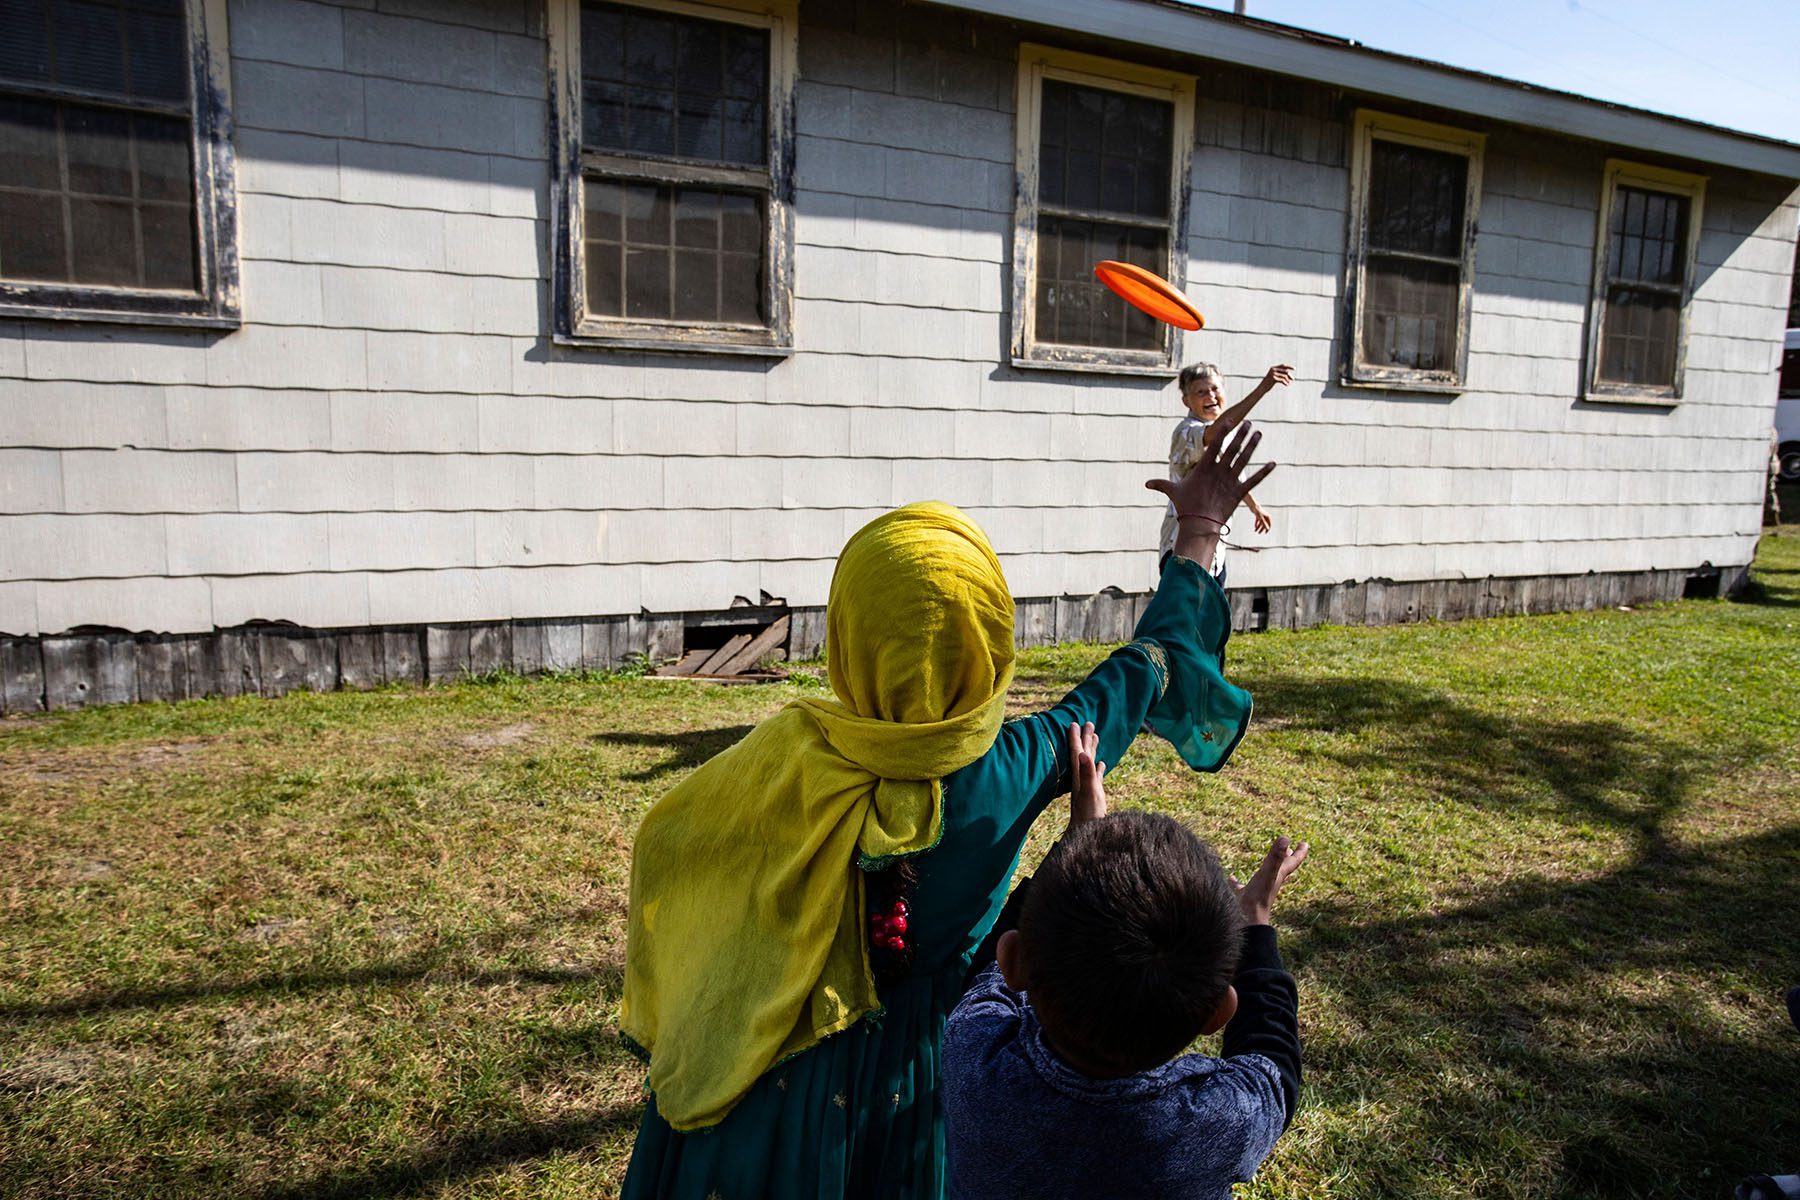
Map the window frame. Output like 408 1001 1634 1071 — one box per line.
0 0 240 329
547 0 796 356
1009 43 1194 376
1583 158 1706 406
1342 109 1484 393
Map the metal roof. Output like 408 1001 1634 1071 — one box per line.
933 0 1800 179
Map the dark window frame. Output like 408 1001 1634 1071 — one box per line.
1584 158 1705 406
548 0 795 355
0 0 239 329
1342 110 1484 394
1010 45 1194 376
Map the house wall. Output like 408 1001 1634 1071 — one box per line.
0 0 1795 667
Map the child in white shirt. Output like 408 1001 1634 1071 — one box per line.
1158 361 1293 583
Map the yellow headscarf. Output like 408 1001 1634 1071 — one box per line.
619 502 1016 1130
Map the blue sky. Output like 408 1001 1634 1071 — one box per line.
1185 0 1800 144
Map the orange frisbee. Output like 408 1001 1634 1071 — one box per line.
1092 260 1204 331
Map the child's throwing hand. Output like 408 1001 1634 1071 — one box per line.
1065 720 1107 829
1261 364 1294 391
1232 836 1309 927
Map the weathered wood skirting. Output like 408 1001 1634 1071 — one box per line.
0 565 1747 713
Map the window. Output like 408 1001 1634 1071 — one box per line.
1585 159 1705 402
1011 45 1193 373
549 0 795 353
0 0 238 326
1344 111 1483 391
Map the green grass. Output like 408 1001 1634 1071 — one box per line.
4 532 1799 1199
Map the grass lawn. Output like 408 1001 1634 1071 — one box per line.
4 532 1799 1199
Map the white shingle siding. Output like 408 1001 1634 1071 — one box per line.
0 0 1793 642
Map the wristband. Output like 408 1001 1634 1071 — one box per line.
1175 514 1229 536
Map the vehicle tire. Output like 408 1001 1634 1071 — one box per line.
1781 442 1800 484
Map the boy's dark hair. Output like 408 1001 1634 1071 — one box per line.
1018 811 1244 1073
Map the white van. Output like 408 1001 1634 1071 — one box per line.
1779 328 1800 482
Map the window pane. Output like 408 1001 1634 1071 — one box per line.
0 0 54 86
1034 214 1166 351
1609 185 1688 287
1367 140 1466 258
68 194 137 285
580 5 623 82
581 0 767 166
1600 285 1679 387
584 176 765 325
126 9 187 101
52 1 127 96
583 81 627 149
626 83 674 156
0 189 67 281
718 250 760 323
674 186 718 248
135 112 191 202
673 247 716 318
1362 255 1459 371
0 95 61 189
65 104 133 195
1038 79 1171 220
140 199 195 289
0 96 196 291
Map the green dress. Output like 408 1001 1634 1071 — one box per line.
621 557 1249 1199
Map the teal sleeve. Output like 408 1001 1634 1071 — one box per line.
922 556 1252 968
979 554 1252 841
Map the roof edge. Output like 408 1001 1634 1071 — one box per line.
932 0 1800 179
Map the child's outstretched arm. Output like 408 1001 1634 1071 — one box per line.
1224 836 1309 1131
1246 494 1272 535
1204 364 1293 446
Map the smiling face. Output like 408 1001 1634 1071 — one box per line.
1181 373 1224 422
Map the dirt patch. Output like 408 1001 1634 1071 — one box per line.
458 722 538 750
0 1048 99 1092
236 918 297 944
68 859 115 883
7 738 218 784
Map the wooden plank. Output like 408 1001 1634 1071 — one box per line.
1013 598 1054 649
787 608 826 661
714 615 790 676
580 618 616 672
257 626 336 698
510 619 546 677
338 631 383 690
381 628 424 685
1 638 45 714
469 622 512 677
135 636 180 705
42 633 134 710
658 648 712 676
694 632 752 675
540 620 583 674
425 624 471 684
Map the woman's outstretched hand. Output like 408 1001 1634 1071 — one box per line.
1146 421 1276 569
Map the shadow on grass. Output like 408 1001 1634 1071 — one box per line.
1287 822 1800 1197
0 901 625 1021
1249 674 1706 855
255 1105 642 1200
0 959 624 1021
590 725 756 781
1237 672 1797 1195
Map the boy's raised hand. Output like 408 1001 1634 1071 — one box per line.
1065 720 1107 829
1232 836 1309 927
1262 364 1294 390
